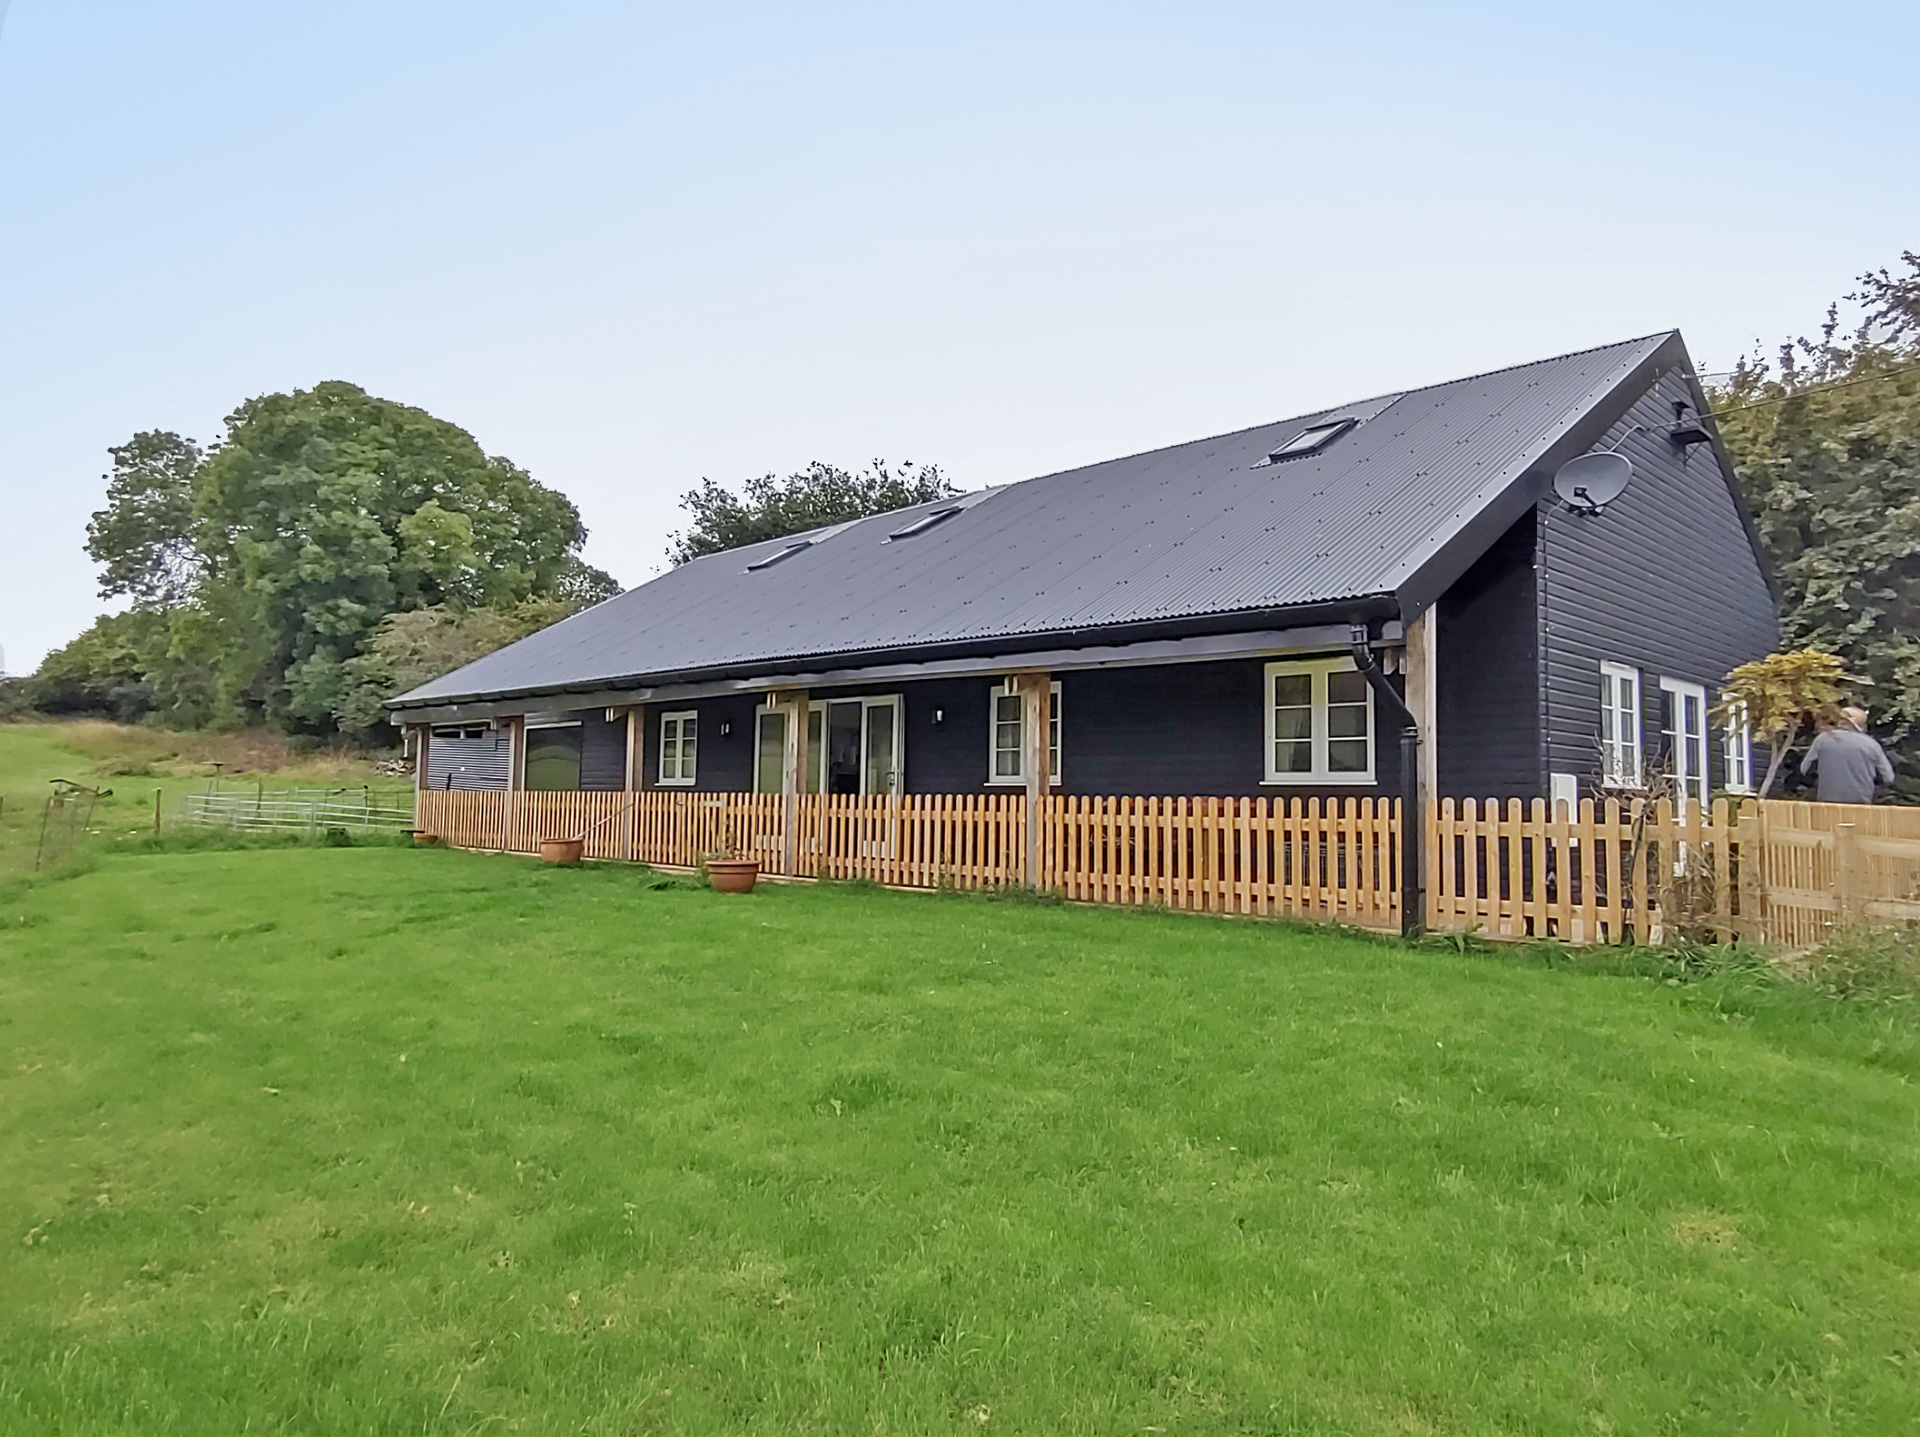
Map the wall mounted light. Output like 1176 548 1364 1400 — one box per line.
933 708 945 725
719 722 732 738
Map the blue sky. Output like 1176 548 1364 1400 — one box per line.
3 0 1915 673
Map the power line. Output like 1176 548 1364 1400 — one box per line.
1701 361 1920 421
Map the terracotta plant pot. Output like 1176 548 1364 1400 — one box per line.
540 837 586 865
410 830 441 846
706 858 760 894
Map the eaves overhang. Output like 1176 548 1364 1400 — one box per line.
387 592 1402 723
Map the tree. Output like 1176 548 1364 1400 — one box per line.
1718 648 1851 798
668 460 956 563
1711 252 1920 797
78 381 618 737
24 613 159 721
84 431 203 608
332 601 574 736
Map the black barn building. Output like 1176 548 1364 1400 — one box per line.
391 333 1778 815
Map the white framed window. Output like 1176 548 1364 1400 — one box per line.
1723 701 1753 794
658 710 697 786
1659 677 1710 813
1263 657 1374 784
523 716 584 793
987 681 1061 786
1599 662 1642 788
752 708 787 795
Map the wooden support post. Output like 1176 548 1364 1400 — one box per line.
1835 820 1860 931
1402 608 1437 931
505 716 526 791
624 706 647 791
1011 671 1052 887
410 724 430 796
769 689 810 874
1403 609 1438 811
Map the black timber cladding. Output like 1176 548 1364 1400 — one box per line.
1435 511 1540 800
1537 368 1778 791
393 335 1679 710
578 710 628 791
637 658 1404 801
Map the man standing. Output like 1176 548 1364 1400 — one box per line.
1801 706 1895 804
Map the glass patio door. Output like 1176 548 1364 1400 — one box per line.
810 696 902 797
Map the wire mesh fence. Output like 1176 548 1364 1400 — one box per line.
36 782 105 870
176 786 416 835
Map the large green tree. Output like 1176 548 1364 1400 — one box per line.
76 382 618 737
84 431 203 609
1712 253 1920 794
668 459 955 563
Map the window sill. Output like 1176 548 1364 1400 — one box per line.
986 778 1063 787
656 779 696 788
1262 775 1377 787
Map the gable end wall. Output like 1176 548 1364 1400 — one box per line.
1537 367 1778 794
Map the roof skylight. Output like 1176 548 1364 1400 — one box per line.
744 540 812 572
1266 418 1357 462
886 507 960 541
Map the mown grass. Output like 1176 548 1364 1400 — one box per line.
3 836 1918 1435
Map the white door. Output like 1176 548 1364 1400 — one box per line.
1660 679 1709 814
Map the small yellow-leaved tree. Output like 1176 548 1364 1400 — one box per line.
1718 648 1853 797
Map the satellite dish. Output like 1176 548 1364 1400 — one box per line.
1552 451 1633 514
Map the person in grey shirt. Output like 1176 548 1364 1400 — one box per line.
1800 706 1895 804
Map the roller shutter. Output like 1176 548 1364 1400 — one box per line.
425 725 511 790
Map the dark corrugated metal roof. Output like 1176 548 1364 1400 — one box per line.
395 333 1673 707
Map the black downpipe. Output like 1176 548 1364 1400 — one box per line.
1350 623 1423 938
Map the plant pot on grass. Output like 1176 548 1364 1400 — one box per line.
410 830 441 846
540 837 586 865
706 857 760 894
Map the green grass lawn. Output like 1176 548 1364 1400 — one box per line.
3 838 1918 1435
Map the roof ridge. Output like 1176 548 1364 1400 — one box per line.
1390 330 1676 397
980 331 1676 495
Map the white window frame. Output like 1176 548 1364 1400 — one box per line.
657 710 697 787
1599 662 1643 789
985 681 1062 786
1723 700 1753 795
1660 677 1710 813
1262 656 1375 785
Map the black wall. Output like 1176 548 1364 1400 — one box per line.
1436 512 1540 800
607 656 1405 800
575 709 629 791
1536 367 1778 792
641 695 758 792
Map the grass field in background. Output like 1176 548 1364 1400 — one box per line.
0 720 399 881
4 829 1919 1434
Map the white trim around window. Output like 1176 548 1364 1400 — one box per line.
1263 656 1374 784
1723 700 1753 795
986 681 1062 786
1660 677 1710 812
1599 661 1642 789
657 710 697 786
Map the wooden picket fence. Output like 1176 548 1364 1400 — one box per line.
1038 795 1400 927
415 788 1920 947
1427 796 1920 947
416 789 1403 928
